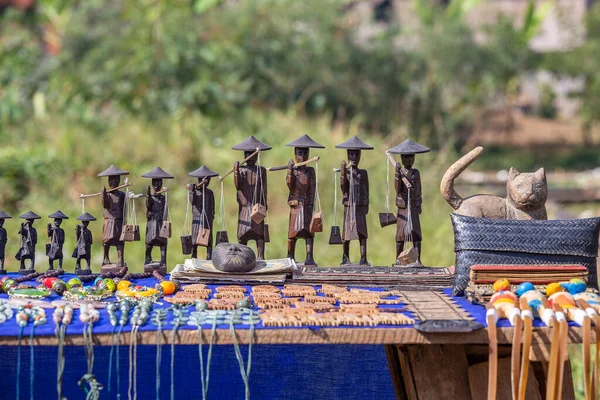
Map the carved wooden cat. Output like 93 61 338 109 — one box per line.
440 147 547 220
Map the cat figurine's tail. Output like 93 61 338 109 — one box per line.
440 146 484 210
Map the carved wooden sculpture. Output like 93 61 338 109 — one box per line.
0 211 12 275
232 136 271 260
285 134 324 266
188 165 219 260
47 210 68 271
16 211 40 275
73 212 96 275
335 136 373 266
141 167 174 275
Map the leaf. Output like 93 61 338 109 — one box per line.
193 0 221 14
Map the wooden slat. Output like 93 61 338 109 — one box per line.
0 326 594 346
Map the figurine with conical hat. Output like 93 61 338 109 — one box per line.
73 212 96 275
141 167 174 274
232 135 271 260
16 211 40 275
387 139 430 263
47 210 68 271
0 211 11 274
188 165 219 260
98 165 129 273
285 134 324 265
336 136 374 265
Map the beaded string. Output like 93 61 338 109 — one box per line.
79 303 102 400
230 308 255 400
116 300 132 400
15 307 29 400
15 305 45 400
170 306 189 400
189 304 218 400
54 304 73 400
128 299 152 400
151 308 168 400
106 302 119 398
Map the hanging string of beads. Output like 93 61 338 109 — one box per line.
170 305 189 400
128 298 153 400
230 301 257 400
0 299 14 325
116 300 132 400
106 302 119 398
78 303 102 400
53 304 73 400
188 301 219 400
151 308 169 400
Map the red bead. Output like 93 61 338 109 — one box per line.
43 277 58 289
135 285 142 290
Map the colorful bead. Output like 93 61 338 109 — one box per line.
66 278 82 291
52 280 67 296
2 279 17 293
560 278 587 295
516 282 535 297
42 277 58 289
117 280 132 292
160 281 176 295
103 278 116 293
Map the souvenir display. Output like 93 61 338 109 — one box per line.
16 211 41 275
0 211 12 274
73 212 97 275
281 134 324 266
187 165 219 260
441 146 548 220
229 136 271 260
386 139 430 265
81 165 131 274
335 136 373 266
46 210 68 271
141 167 174 275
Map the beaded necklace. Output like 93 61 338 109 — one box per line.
115 300 132 400
150 308 169 400
170 305 189 400
15 305 46 400
128 299 153 400
230 303 258 400
78 303 102 400
53 303 73 400
188 301 219 400
0 300 14 324
106 302 119 398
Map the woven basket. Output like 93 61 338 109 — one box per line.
451 214 600 296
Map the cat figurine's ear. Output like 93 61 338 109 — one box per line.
508 167 520 180
535 167 546 181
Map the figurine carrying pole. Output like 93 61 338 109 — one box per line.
141 167 174 275
284 134 325 266
231 135 271 260
46 210 68 271
0 211 12 275
335 136 373 266
187 165 219 260
73 212 96 275
16 211 41 275
386 139 430 264
81 165 129 273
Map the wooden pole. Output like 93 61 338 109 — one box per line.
80 181 132 198
219 149 260 181
266 156 320 172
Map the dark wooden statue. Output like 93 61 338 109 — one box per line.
47 210 68 271
387 139 430 263
0 211 12 275
141 167 174 275
16 211 40 274
285 134 324 265
82 165 130 273
336 136 374 266
73 212 96 275
188 165 219 260
232 135 271 260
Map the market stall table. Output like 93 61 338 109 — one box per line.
0 274 592 399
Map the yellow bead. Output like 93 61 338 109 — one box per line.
546 282 564 297
117 280 132 292
160 281 176 295
493 279 511 293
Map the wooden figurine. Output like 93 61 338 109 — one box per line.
47 210 69 271
335 136 373 266
16 211 40 275
187 165 219 260
232 136 271 260
386 139 430 262
0 211 11 275
73 212 96 275
284 134 324 265
141 167 174 275
80 165 131 273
